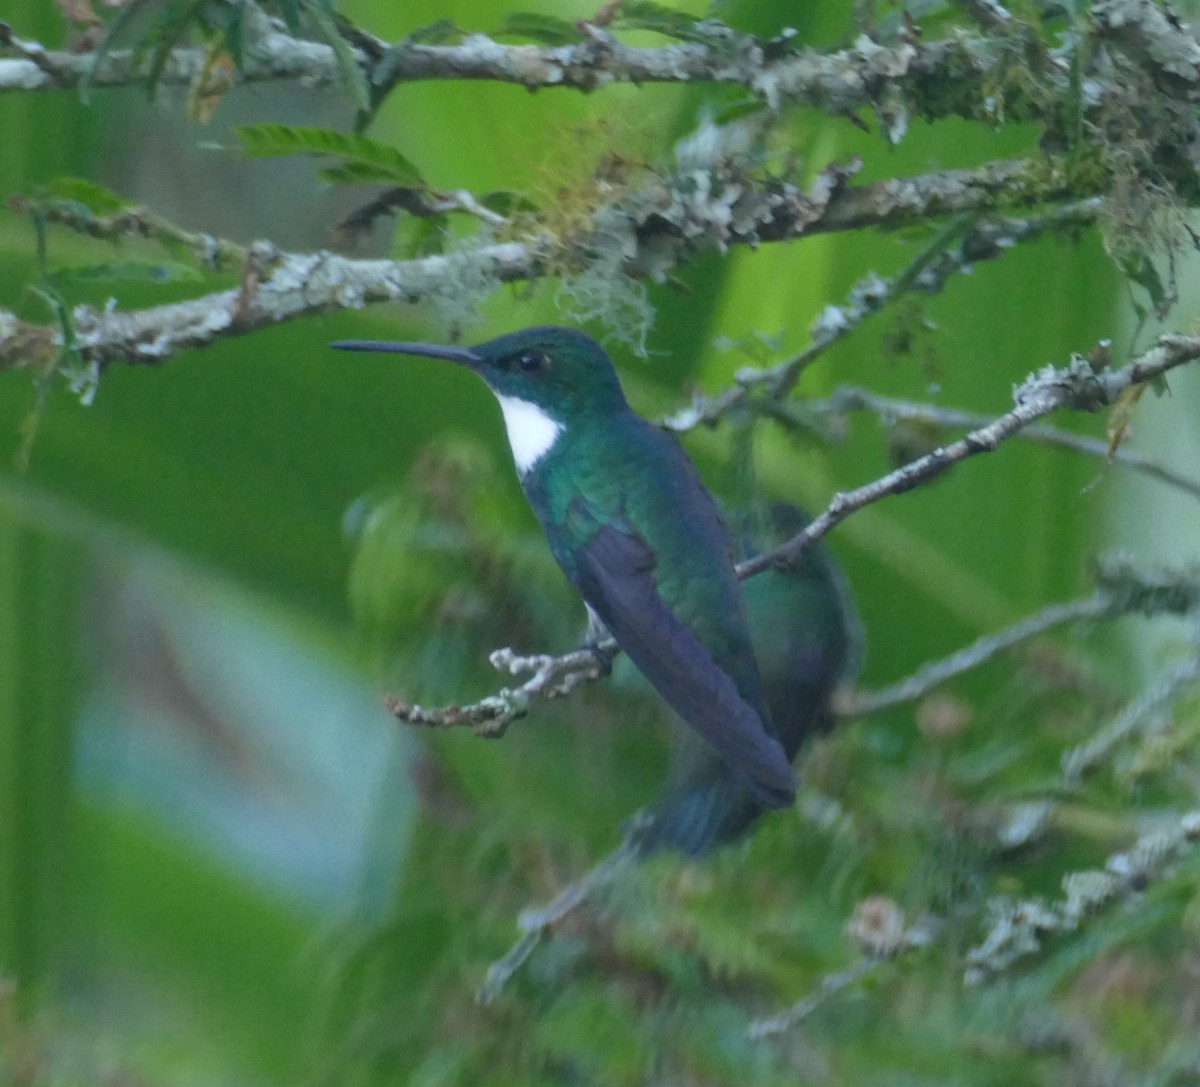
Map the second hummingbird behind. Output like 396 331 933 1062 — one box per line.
331 326 795 811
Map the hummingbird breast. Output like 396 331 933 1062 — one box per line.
523 412 795 808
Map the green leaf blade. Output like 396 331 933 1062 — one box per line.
494 12 586 45
234 124 424 187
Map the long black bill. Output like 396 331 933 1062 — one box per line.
329 339 482 367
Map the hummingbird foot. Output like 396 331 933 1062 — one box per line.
578 638 617 676
580 604 618 675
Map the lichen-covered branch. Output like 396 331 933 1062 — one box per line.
667 200 1104 432
754 804 1200 1032
3 0 1197 151
807 383 1200 502
964 808 1200 984
3 158 1086 367
0 13 1043 122
0 15 344 94
739 333 1200 579
385 645 611 737
0 241 543 368
847 555 1200 714
846 593 1115 716
1060 647 1200 785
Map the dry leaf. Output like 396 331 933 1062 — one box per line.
1106 382 1146 459
55 0 101 25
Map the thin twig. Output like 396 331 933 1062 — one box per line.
1060 650 1200 785
748 957 882 1038
951 0 1015 31
477 829 642 1004
665 201 1103 434
749 910 939 1038
386 646 611 736
334 186 508 244
8 197 248 271
845 592 1115 715
738 333 1200 579
847 554 1200 715
809 384 1200 503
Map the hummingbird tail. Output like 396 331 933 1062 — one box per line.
631 774 763 857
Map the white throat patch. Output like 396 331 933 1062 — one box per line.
495 394 564 476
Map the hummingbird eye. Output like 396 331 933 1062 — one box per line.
515 349 550 374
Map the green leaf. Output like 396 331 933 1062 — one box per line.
616 1 711 42
479 191 539 216
713 97 769 125
1120 251 1168 317
494 12 586 45
298 0 371 113
316 162 410 186
41 177 131 216
395 215 449 259
80 0 156 104
223 4 245 69
139 0 209 100
276 0 301 34
234 124 424 187
404 18 463 45
44 261 204 289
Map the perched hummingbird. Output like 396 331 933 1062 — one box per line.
634 503 861 855
331 326 795 811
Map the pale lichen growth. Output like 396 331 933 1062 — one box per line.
64 357 101 406
556 243 653 358
427 231 507 339
965 807 1200 984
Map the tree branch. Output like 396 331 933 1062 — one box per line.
3 0 1195 139
964 808 1200 984
844 593 1115 716
7 196 249 270
4 157 1094 367
0 17 1026 122
807 383 1200 502
477 828 642 1004
385 645 611 736
0 16 345 95
1060 647 1200 785
666 200 1104 432
846 555 1200 715
738 333 1200 579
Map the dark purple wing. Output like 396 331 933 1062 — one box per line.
574 522 794 810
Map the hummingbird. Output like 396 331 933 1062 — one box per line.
331 325 795 812
633 503 861 855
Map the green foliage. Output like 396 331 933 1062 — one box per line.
4 0 1200 1085
42 260 203 289
235 123 425 188
39 176 131 216
615 2 715 43
297 0 372 114
404 19 465 45
493 12 586 46
77 0 371 110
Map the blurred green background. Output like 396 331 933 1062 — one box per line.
4 1 1200 1084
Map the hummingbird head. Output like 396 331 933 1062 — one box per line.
332 325 631 475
